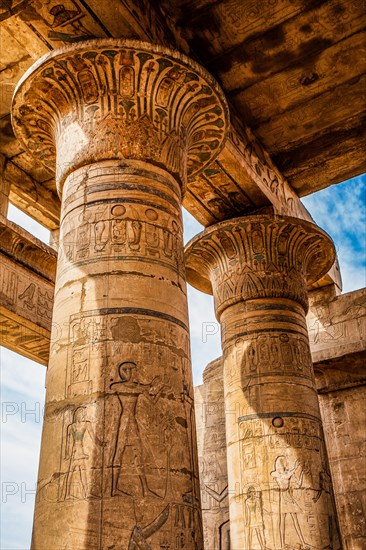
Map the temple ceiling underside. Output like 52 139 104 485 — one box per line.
1 0 365 228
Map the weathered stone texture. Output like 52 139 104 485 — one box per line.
308 287 366 550
195 285 366 550
2 0 366 227
308 287 366 365
186 214 341 549
195 358 230 549
11 38 231 549
1 3 365 548
318 386 366 550
0 216 56 364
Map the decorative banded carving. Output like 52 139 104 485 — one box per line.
186 215 339 550
12 41 222 548
185 214 335 317
12 39 229 192
59 196 184 276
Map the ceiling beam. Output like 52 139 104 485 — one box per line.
0 216 56 365
1 155 60 230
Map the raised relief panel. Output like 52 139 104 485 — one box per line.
51 307 202 547
0 252 54 365
236 412 339 550
194 359 229 550
307 287 366 364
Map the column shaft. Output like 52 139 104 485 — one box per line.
33 161 201 548
222 298 338 550
185 214 341 550
12 38 229 549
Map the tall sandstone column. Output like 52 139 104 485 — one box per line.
12 39 228 549
194 358 230 548
185 213 341 550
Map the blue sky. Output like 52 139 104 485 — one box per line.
1 174 365 549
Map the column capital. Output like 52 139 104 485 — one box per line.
12 39 229 196
185 213 335 317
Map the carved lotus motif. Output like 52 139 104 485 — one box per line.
185 214 336 317
12 39 229 194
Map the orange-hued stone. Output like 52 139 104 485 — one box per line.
12 39 229 549
186 214 342 550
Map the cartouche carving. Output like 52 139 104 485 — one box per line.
12 39 228 549
185 213 340 549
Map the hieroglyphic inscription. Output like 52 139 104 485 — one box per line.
47 307 203 547
194 359 229 549
238 412 340 550
233 331 313 382
0 258 53 325
60 201 184 275
225 122 311 220
0 252 54 364
13 39 229 190
185 212 339 549
13 37 230 549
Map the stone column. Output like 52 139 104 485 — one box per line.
12 39 228 549
194 358 230 548
185 213 341 550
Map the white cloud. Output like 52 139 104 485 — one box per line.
302 175 366 293
1 177 365 548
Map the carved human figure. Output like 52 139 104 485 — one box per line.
244 486 269 550
313 470 338 548
109 361 166 498
309 303 345 343
185 215 340 549
63 406 102 500
271 456 309 550
13 38 228 548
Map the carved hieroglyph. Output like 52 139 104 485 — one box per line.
186 214 341 550
12 39 229 549
0 216 56 364
0 253 54 364
194 358 230 549
308 287 366 550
